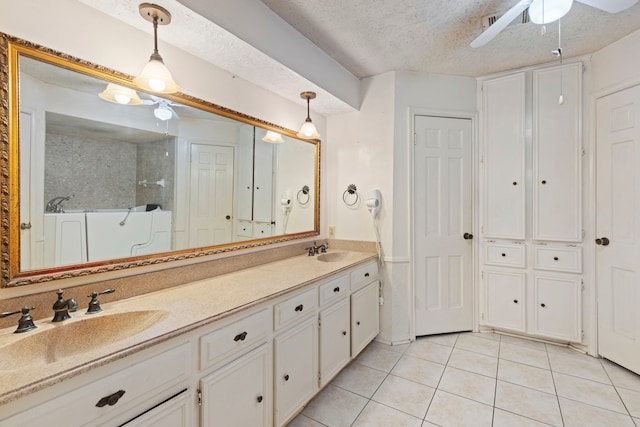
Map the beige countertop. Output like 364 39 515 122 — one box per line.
0 250 377 406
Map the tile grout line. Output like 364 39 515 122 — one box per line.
491 335 501 426
600 358 637 421
546 343 566 427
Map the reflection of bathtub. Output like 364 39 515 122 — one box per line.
44 207 172 266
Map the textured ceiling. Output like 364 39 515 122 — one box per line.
260 0 640 78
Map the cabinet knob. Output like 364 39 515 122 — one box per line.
595 237 610 246
96 390 126 408
284 374 290 381
257 395 263 403
553 256 559 261
342 330 347 336
540 303 546 308
513 299 518 304
364 272 370 277
333 286 340 293
541 180 547 184
294 304 304 312
512 181 518 186
233 331 248 342
463 233 474 240
356 321 361 326
501 253 506 257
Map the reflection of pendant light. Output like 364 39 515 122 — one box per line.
98 83 143 105
133 3 180 94
529 0 573 24
297 91 320 139
262 130 285 143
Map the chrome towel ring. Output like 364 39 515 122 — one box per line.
343 184 359 207
297 185 311 206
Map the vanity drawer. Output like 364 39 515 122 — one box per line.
534 246 582 273
350 260 379 292
0 342 191 426
485 243 526 268
274 288 317 331
200 308 271 371
318 274 349 306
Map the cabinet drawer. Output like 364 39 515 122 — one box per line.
485 243 526 268
236 220 252 238
534 246 582 273
318 274 349 306
350 260 379 292
274 288 317 331
1 342 191 426
200 308 270 371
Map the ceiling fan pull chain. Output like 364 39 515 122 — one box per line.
558 19 564 105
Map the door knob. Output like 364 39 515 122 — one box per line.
20 222 32 230
595 237 610 246
463 233 473 240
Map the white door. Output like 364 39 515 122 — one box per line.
414 115 473 336
189 144 234 247
596 85 640 375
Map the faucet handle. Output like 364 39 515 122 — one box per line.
1 306 37 333
86 289 115 314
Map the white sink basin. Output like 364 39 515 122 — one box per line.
316 252 348 262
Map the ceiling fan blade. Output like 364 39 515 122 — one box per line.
470 0 533 48
577 0 638 13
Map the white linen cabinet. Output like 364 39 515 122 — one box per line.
480 62 584 343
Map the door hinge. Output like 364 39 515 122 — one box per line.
197 389 202 407
581 280 585 292
481 271 484 279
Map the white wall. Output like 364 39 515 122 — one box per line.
327 71 477 344
591 29 640 94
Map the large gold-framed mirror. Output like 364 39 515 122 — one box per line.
0 33 320 288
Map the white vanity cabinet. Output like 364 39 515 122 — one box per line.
351 281 380 357
200 344 272 427
319 297 350 387
479 63 584 344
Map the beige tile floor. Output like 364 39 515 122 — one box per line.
287 332 640 427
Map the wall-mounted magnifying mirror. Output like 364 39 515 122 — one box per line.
2 34 320 288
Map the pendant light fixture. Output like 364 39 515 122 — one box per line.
98 83 143 105
262 130 285 143
133 3 181 94
297 91 320 139
529 0 573 24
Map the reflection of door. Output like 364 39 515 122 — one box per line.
189 144 234 247
596 85 640 375
414 115 473 336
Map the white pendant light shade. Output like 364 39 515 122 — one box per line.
98 83 143 105
262 130 285 143
134 3 180 94
297 121 320 139
134 56 180 94
297 91 320 139
529 0 573 24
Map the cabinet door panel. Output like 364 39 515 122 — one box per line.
533 275 581 342
351 281 380 357
483 73 526 239
120 389 194 427
200 344 272 427
533 63 582 241
484 271 526 332
319 299 350 387
274 319 318 426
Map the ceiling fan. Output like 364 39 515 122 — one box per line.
142 95 181 121
470 0 639 48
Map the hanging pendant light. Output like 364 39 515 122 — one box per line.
262 130 285 143
98 83 143 105
297 91 320 139
133 3 181 94
529 0 573 24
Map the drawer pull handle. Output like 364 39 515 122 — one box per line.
513 299 518 304
501 253 506 257
294 304 304 312
364 272 370 277
284 374 290 381
234 331 248 342
342 330 347 336
257 395 263 403
333 286 340 293
96 390 125 408
553 257 559 261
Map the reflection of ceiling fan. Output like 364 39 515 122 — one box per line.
470 0 639 48
142 95 181 121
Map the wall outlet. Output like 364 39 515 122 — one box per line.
328 226 335 238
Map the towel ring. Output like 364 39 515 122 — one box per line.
343 184 359 207
297 185 310 206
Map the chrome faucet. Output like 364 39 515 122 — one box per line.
1 306 37 333
45 194 74 213
52 289 78 322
